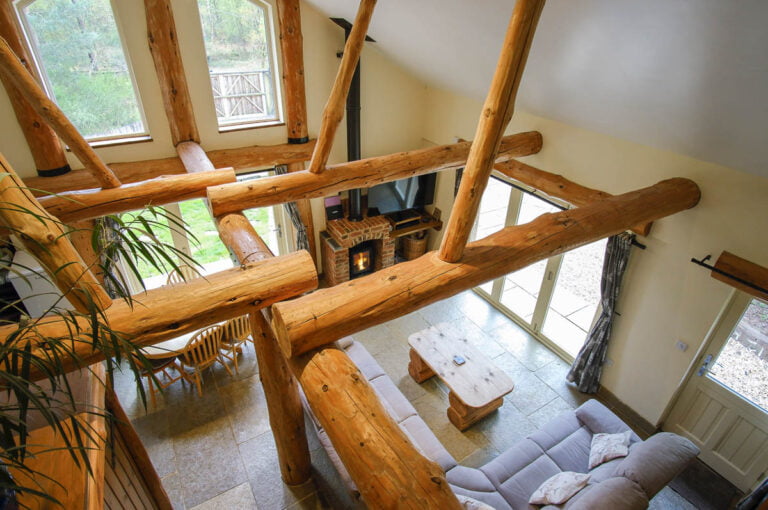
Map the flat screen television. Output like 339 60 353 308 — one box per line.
366 174 436 216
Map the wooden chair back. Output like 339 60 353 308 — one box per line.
182 325 223 369
166 264 199 285
224 315 251 344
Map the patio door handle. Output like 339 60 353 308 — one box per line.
697 354 713 376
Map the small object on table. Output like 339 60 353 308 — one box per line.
408 322 514 431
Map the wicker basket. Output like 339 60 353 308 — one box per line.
402 235 428 260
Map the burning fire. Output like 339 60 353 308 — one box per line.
353 251 371 272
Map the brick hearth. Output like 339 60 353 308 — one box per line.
321 215 395 286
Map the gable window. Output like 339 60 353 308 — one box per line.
197 0 282 129
16 0 147 142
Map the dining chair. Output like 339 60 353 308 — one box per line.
165 264 199 285
219 315 252 374
132 352 189 408
178 324 232 396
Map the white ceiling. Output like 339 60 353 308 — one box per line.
303 0 768 178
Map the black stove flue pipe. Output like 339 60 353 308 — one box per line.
331 18 373 222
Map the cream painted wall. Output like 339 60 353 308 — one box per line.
422 86 768 425
0 0 426 261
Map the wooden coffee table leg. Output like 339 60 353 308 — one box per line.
408 348 435 383
447 392 504 431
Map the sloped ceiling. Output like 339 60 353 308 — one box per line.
302 0 768 178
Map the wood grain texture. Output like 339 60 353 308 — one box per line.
276 0 308 141
292 346 462 509
24 140 316 195
176 141 215 173
439 0 545 262
0 153 112 311
144 0 199 144
273 178 701 356
0 38 121 188
215 212 275 264
288 161 317 264
38 169 236 223
0 3 68 172
495 159 652 236
1 251 317 380
209 132 542 216
307 0 376 174
712 251 768 301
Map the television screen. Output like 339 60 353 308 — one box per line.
367 174 436 215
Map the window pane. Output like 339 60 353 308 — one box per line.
542 238 607 357
198 0 279 125
178 199 234 273
243 207 279 255
708 299 768 411
473 177 511 240
22 0 145 139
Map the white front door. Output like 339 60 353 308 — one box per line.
664 292 768 492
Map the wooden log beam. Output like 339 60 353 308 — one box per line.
209 132 542 217
176 141 215 173
37 169 237 223
0 1 68 175
215 212 313 485
144 0 199 145
307 0 376 174
439 0 545 262
495 159 653 236
287 162 317 264
273 178 701 357
0 153 112 312
1 251 317 379
0 38 121 189
24 141 316 196
712 251 768 302
292 346 461 508
276 0 308 143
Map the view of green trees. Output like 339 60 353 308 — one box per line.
23 0 144 139
197 0 270 72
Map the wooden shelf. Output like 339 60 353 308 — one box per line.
387 211 443 239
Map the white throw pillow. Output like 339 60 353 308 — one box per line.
588 430 632 469
456 494 495 510
528 471 591 506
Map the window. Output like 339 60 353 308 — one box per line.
197 0 281 128
16 0 147 141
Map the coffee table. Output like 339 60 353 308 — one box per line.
408 322 514 431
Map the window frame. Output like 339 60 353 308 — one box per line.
14 0 151 145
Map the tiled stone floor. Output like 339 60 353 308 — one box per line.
115 290 702 509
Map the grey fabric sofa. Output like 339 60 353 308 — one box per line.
304 339 699 509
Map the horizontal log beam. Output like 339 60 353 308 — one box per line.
273 178 701 357
495 159 652 236
209 131 542 217
37 169 236 223
712 251 768 302
3 252 316 379
24 141 316 196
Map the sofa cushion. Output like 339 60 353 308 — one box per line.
528 471 591 505
574 400 641 443
558 477 648 510
448 467 513 510
588 430 632 469
613 432 699 498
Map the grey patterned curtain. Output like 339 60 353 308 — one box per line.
567 232 635 393
274 165 309 251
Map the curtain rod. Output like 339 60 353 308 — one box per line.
490 175 646 250
691 255 768 296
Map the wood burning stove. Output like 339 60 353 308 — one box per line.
349 241 376 279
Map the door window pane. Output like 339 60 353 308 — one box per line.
708 299 768 411
198 0 280 126
20 0 146 140
542 238 607 357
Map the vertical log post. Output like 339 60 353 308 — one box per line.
214 212 312 485
306 0 376 174
0 1 69 176
276 0 316 261
144 0 199 145
0 153 112 312
0 38 121 189
439 0 545 262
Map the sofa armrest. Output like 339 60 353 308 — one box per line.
613 432 699 498
551 477 648 510
574 400 641 442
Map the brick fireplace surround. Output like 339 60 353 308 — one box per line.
321 215 395 286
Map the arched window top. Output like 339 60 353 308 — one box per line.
16 0 147 141
197 0 282 128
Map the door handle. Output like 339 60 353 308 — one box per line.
697 354 713 376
